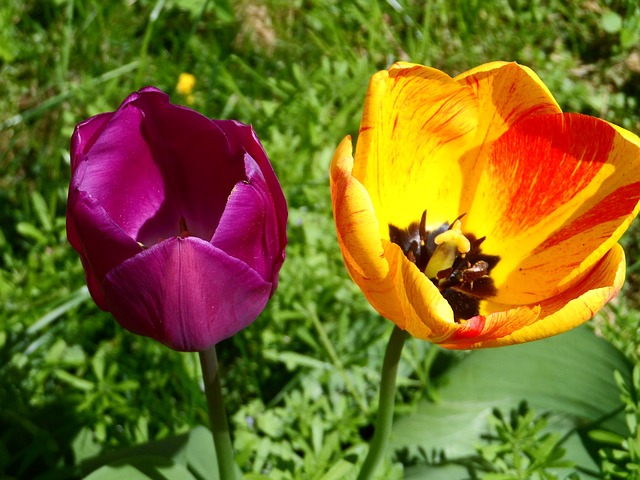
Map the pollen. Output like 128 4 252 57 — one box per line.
433 219 471 254
424 220 471 279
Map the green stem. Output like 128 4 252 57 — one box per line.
199 346 236 480
357 325 409 480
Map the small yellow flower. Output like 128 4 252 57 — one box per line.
176 73 196 99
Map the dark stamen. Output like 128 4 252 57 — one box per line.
389 211 500 322
179 216 192 238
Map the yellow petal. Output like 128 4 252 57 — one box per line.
353 62 479 233
330 136 389 281
331 135 456 334
381 239 455 339
474 243 625 347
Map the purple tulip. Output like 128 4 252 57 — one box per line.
67 87 287 352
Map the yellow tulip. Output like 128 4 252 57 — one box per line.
330 61 640 349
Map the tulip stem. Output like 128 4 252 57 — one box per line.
357 325 409 480
199 346 237 480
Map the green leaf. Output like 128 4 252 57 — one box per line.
392 399 510 458
589 429 625 446
183 426 220 480
404 463 471 480
30 190 52 232
26 286 91 335
83 454 198 480
317 459 356 480
16 221 47 244
72 427 103 466
392 326 630 464
81 426 219 480
440 326 628 430
54 369 95 391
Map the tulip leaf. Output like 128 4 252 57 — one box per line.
183 426 221 480
83 454 197 480
392 325 630 467
437 325 629 431
81 426 219 480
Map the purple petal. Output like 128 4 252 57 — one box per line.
70 112 113 171
102 236 272 351
67 111 114 252
212 153 283 289
130 92 246 243
68 188 142 286
216 120 288 249
73 100 169 244
73 89 247 247
77 254 108 310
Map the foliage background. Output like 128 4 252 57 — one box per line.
1 0 640 479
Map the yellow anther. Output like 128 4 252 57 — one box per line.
433 219 470 253
424 220 471 279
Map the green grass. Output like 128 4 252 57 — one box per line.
2 0 640 478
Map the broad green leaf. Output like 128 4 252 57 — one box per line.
183 426 220 480
392 399 510 458
84 454 197 480
81 426 219 480
72 427 102 465
392 326 630 464
437 326 629 432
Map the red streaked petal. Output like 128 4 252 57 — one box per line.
470 244 625 348
438 306 541 349
466 113 640 304
454 62 562 211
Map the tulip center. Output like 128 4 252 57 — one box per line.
389 211 500 322
179 216 193 238
137 217 193 249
